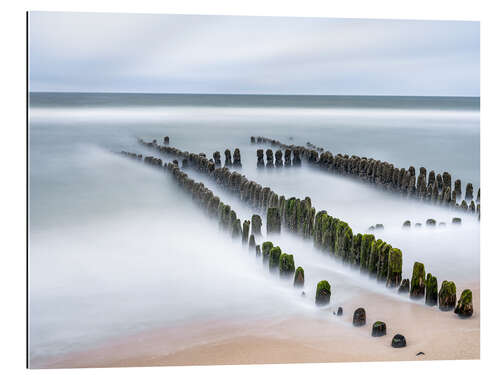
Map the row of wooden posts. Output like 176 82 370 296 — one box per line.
126 138 474 318
251 136 480 218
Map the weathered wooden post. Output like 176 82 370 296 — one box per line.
294 267 305 288
251 214 262 236
371 321 387 337
315 280 331 306
257 149 264 167
455 289 473 317
386 248 402 288
269 246 282 272
465 183 474 200
353 308 366 326
275 149 283 167
425 273 438 306
262 241 273 263
233 148 242 167
438 280 456 311
242 220 250 244
266 149 274 167
224 149 232 166
267 207 281 234
279 253 295 279
410 262 426 299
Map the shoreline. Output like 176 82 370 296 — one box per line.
33 284 479 369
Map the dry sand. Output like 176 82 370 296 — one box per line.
34 283 479 368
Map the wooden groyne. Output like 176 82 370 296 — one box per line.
251 136 480 218
132 139 473 318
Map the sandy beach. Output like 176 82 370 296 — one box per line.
35 283 479 368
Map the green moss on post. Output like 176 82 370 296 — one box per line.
360 234 375 272
251 214 262 236
294 267 304 288
410 262 426 299
377 242 392 282
315 280 331 306
371 321 387 337
368 239 382 278
439 281 457 311
269 246 282 271
279 253 295 279
242 220 250 244
266 207 281 234
425 273 438 306
402 220 411 229
349 233 363 266
262 241 273 263
454 289 473 317
386 248 402 288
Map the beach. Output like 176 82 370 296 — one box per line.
35 284 479 368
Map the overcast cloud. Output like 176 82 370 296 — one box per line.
29 12 479 96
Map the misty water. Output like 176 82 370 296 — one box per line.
28 93 480 365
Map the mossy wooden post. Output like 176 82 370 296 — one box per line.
251 214 262 236
371 321 387 337
242 220 250 244
438 281 457 311
425 273 438 306
360 234 375 273
294 267 304 288
349 233 363 266
455 289 473 317
410 262 426 299
315 280 331 306
267 207 281 234
452 217 462 225
163 136 170 144
257 149 264 167
213 151 221 166
402 220 411 229
224 149 232 166
275 149 283 167
262 241 273 263
465 183 474 200
454 179 462 199
279 253 295 279
233 148 242 167
386 248 402 288
266 149 274 167
269 246 282 271
377 242 391 282
353 308 366 326
335 222 353 262
255 244 261 256
368 239 382 278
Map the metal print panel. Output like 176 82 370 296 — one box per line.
28 11 480 368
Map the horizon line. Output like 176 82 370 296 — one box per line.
28 91 480 99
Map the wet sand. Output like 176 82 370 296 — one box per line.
34 284 479 368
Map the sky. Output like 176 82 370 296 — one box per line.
29 12 480 96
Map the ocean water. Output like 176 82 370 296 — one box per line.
28 93 480 366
